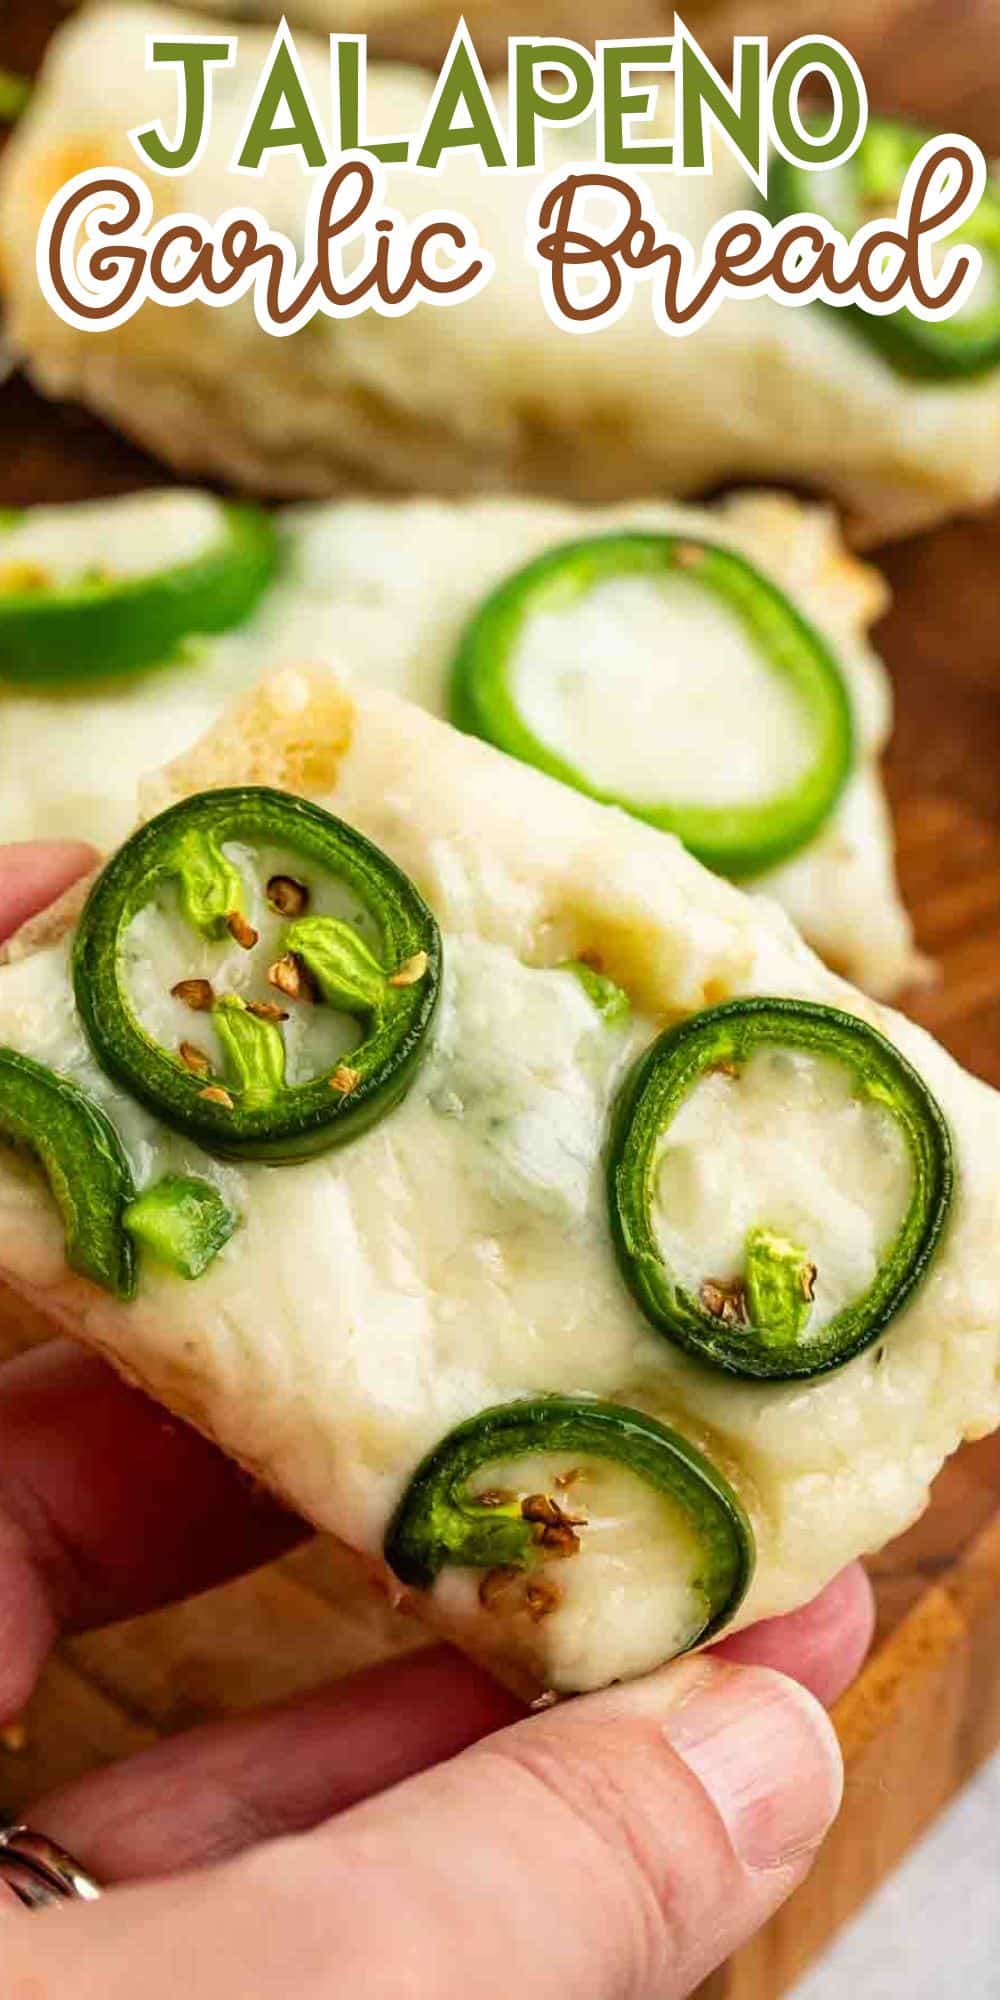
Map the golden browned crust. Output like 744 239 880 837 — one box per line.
141 666 356 813
0 669 355 966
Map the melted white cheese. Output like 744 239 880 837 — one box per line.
510 571 815 807
653 1047 911 1333
0 927 718 1691
438 1451 708 1695
0 491 264 846
0 906 930 1689
0 492 224 591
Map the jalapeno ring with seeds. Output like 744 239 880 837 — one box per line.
385 1396 755 1660
608 998 954 1381
73 787 441 1162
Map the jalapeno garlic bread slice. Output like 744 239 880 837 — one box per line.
0 665 994 1699
0 488 917 996
4 5 1000 542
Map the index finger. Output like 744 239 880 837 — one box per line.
0 843 304 1716
0 840 97 941
0 1340 303 1723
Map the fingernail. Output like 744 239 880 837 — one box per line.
663 1661 843 1872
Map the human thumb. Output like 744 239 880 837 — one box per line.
327 1653 845 1999
3 1656 842 2000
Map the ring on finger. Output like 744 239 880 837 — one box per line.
0 1824 102 1910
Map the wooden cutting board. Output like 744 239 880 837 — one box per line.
2 6 1000 1994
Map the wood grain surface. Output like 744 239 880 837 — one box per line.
1 6 1000 1995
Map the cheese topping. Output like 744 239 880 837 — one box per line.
438 1450 709 1693
0 901 935 1689
510 570 817 808
0 925 724 1689
653 1046 912 1335
0 491 224 593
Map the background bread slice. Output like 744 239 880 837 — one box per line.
4 7 1000 541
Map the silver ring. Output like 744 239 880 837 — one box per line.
0 1825 102 1910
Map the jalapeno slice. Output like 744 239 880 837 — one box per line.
0 501 278 685
449 535 854 879
73 788 441 1162
560 959 631 1024
769 115 1000 379
608 998 953 1381
385 1396 754 1662
0 1050 136 1298
124 1175 237 1280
